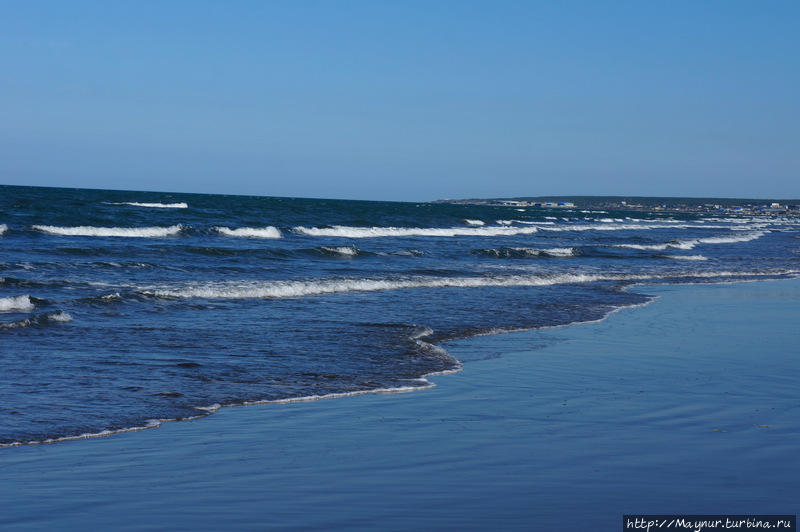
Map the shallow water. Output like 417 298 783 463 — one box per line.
1 185 798 445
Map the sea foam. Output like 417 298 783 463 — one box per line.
215 226 282 239
614 231 766 251
292 225 540 238
140 269 793 300
476 247 576 258
0 295 35 312
664 255 708 261
0 224 7 236
33 225 183 238
107 202 188 208
0 310 72 329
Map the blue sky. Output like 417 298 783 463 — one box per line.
1 1 798 200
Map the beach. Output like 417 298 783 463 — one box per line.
1 278 797 530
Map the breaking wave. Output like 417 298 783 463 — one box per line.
292 225 540 238
107 202 188 209
663 255 708 261
0 310 72 329
32 225 183 238
140 269 796 300
464 219 485 226
214 226 282 239
0 224 6 236
0 295 35 312
614 231 766 251
538 223 732 232
474 247 577 258
317 246 360 257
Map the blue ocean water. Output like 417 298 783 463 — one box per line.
1 185 798 446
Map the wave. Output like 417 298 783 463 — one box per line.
214 226 282 239
32 225 183 238
662 255 708 261
464 219 484 226
292 225 540 238
539 223 732 233
0 310 72 329
0 224 6 235
140 269 796 300
317 246 360 257
614 231 766 251
474 247 577 258
106 202 188 209
0 295 35 312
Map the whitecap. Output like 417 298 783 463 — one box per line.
0 295 35 312
614 231 766 251
107 202 188 209
139 269 795 300
664 255 708 261
47 311 73 322
32 225 183 238
214 226 282 239
292 225 539 238
320 246 359 256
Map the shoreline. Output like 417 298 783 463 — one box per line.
1 277 798 529
1 279 657 449
0 275 792 449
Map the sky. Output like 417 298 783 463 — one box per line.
0 1 798 201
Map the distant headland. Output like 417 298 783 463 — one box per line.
431 196 800 215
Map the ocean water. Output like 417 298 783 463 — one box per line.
1 185 798 446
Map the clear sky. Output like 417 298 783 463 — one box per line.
1 1 798 201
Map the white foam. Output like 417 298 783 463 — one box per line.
464 219 485 226
292 225 539 238
614 231 766 251
105 201 187 208
539 223 731 233
542 247 576 257
215 226 282 239
0 295 35 312
0 419 166 448
481 247 576 258
0 224 7 235
141 269 794 300
32 225 183 238
47 311 73 322
321 246 359 256
664 255 708 261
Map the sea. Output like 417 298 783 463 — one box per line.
1 184 798 446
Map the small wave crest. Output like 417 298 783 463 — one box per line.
0 294 35 312
139 269 796 301
474 247 577 258
106 202 188 208
614 231 766 251
464 219 485 226
318 246 360 257
662 255 708 261
0 224 7 236
214 226 282 239
292 225 540 238
33 225 183 238
0 310 72 329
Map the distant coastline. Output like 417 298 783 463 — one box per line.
431 195 800 216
